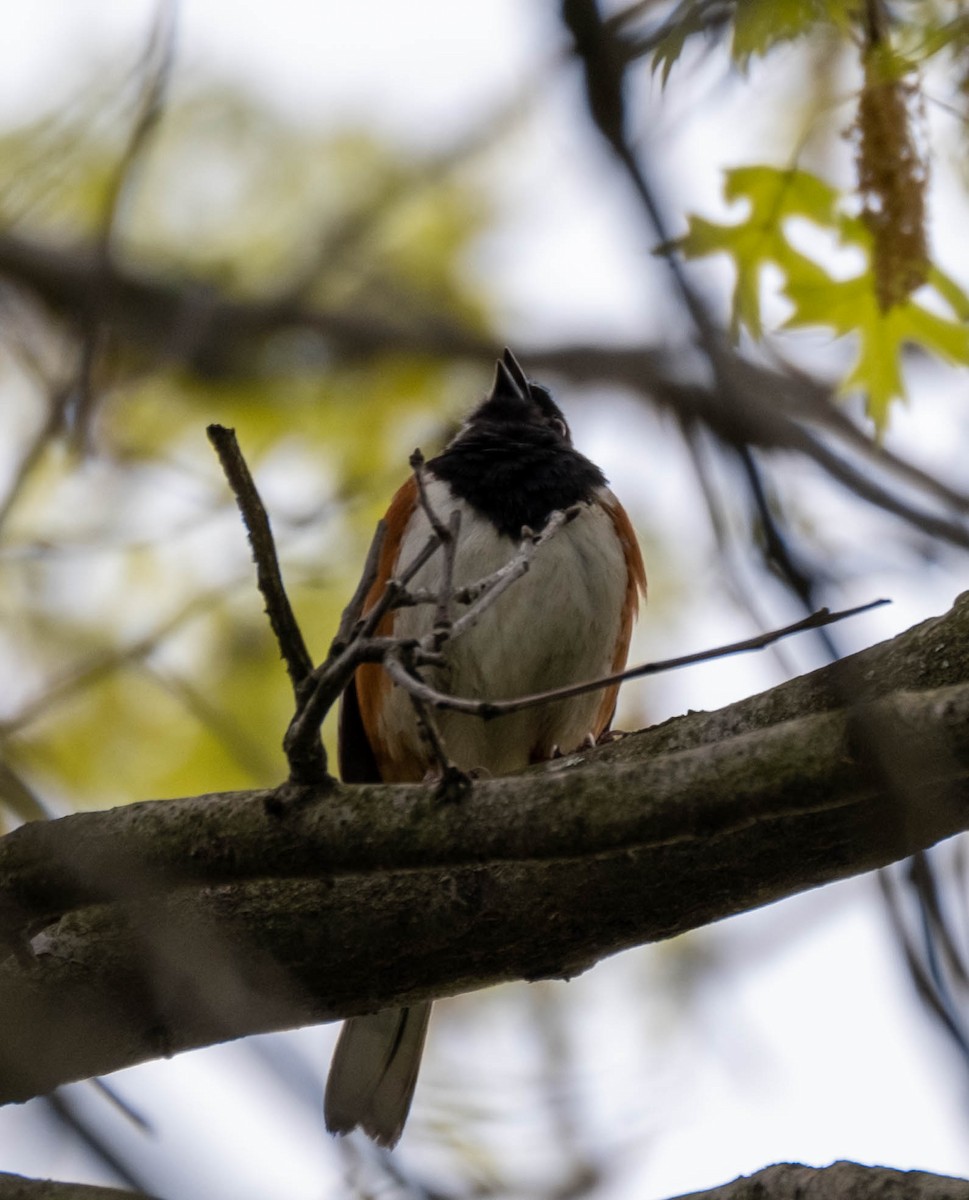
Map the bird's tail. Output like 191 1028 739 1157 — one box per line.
324 1002 432 1148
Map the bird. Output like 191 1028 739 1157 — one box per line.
324 348 646 1148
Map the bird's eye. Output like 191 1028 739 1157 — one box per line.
550 417 569 439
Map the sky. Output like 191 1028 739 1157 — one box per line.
1 3 969 1198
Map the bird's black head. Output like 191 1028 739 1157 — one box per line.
428 349 606 538
462 349 573 446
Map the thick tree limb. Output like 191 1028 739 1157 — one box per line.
2 1161 964 1200
0 595 967 1101
0 1176 155 1200
670 1161 969 1200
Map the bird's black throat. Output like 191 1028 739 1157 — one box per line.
428 423 606 539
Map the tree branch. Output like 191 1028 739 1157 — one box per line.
3 230 968 551
206 424 314 693
669 1161 969 1200
384 600 888 720
0 1174 156 1200
0 595 968 1102
2 1161 964 1200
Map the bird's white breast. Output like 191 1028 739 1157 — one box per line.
379 477 630 776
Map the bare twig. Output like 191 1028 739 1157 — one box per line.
388 455 469 787
433 508 462 647
408 449 462 647
206 425 314 692
409 448 450 542
355 531 444 641
449 508 578 642
329 519 387 655
284 490 579 786
282 482 454 783
71 2 177 445
281 499 450 783
208 423 330 783
385 600 890 722
879 867 969 1058
44 1090 155 1198
398 651 471 802
681 421 801 678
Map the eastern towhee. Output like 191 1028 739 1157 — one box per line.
324 349 646 1147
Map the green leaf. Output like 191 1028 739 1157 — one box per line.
678 166 839 337
732 0 852 67
675 165 969 427
649 0 711 86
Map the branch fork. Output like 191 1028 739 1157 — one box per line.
209 428 888 791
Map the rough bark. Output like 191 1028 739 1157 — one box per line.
0 1174 154 1200
670 1161 969 1200
0 594 967 1104
1 1161 965 1200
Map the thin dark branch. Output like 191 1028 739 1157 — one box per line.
399 648 471 802
70 2 177 444
681 422 800 678
910 851 969 991
0 390 72 535
433 508 462 646
878 869 969 1059
329 518 386 655
3 227 969 552
735 444 818 609
448 508 578 642
408 449 462 646
385 600 889 721
280 497 450 785
281 499 578 784
409 448 450 542
208 423 324 787
206 424 314 692
44 1090 156 1198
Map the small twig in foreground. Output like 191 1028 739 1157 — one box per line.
207 424 314 694
281 469 455 785
410 448 452 543
448 507 578 643
404 451 467 788
432 508 462 648
386 600 891 722
329 519 386 655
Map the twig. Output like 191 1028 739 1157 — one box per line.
396 648 471 802
879 868 969 1059
409 449 462 646
206 424 314 693
736 444 817 609
385 600 890 722
281 472 454 784
208 424 329 783
355 530 445 641
681 420 801 679
449 508 578 642
402 492 465 791
280 640 386 783
329 519 386 655
410 448 450 542
70 2 177 445
433 508 462 647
